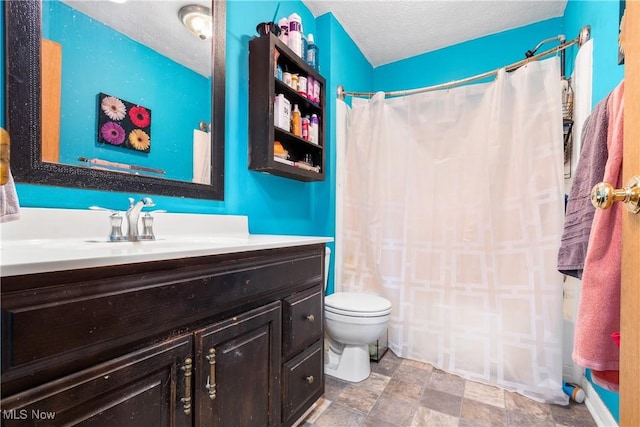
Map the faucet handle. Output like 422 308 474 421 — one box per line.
89 206 127 241
89 205 121 216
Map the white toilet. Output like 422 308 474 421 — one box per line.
323 248 392 383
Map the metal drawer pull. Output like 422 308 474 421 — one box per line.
206 348 217 400
181 357 193 415
306 375 314 384
306 314 315 322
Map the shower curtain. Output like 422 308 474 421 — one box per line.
340 57 568 404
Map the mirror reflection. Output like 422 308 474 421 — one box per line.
41 0 213 184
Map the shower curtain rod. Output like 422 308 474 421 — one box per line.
337 25 591 100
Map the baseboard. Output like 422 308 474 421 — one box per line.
581 377 618 427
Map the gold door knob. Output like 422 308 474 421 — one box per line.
306 314 315 323
591 176 640 214
306 375 314 384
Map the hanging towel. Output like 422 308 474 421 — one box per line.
0 170 21 223
572 81 624 389
557 96 610 278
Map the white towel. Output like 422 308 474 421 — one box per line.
1 170 20 223
192 129 211 185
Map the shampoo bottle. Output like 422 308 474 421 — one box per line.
291 104 301 137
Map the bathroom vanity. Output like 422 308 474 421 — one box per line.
0 209 330 426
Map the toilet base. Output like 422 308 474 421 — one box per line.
324 343 371 383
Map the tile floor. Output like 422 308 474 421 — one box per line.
300 351 598 427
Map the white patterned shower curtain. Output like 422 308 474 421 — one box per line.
340 57 568 404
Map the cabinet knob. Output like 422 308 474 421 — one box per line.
306 375 314 384
306 314 315 323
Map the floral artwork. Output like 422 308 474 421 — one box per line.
97 92 151 153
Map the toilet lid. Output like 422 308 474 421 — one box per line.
325 292 392 316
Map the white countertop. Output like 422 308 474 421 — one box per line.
0 208 332 277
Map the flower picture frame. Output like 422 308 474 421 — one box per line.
97 92 152 153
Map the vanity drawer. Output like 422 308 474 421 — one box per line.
282 340 323 426
282 285 323 360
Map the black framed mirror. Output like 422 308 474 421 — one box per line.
5 0 225 200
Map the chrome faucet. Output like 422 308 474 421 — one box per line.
126 197 155 240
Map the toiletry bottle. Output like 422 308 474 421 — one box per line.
307 33 319 71
307 75 315 100
313 79 321 104
278 17 289 45
291 104 301 137
287 13 302 57
302 115 310 140
301 34 308 63
310 114 319 144
298 75 307 97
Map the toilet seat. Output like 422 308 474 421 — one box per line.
325 292 392 317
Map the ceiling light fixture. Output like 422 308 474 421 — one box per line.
179 4 212 41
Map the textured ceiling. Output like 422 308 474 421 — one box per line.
60 0 212 76
301 0 568 67
60 1 567 74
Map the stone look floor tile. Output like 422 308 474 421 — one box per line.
463 381 505 408
549 402 598 427
507 410 555 426
402 358 434 372
382 378 424 403
335 384 380 414
360 416 399 427
313 402 366 427
412 406 460 427
393 363 432 387
504 390 553 419
303 397 332 425
352 372 390 395
460 399 507 427
303 350 597 427
369 394 417 426
371 358 401 377
323 376 348 402
428 369 467 397
420 388 463 418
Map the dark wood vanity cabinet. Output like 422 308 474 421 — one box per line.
1 244 326 426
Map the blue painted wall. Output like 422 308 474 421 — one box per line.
374 18 565 92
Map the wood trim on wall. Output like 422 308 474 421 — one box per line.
41 38 61 164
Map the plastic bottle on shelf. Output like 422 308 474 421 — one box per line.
306 33 319 71
310 114 319 144
291 104 301 137
287 13 303 57
313 79 320 104
307 75 314 100
302 116 310 140
301 34 308 62
298 75 307 97
278 17 289 45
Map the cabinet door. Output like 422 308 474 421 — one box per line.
0 334 193 427
194 301 282 427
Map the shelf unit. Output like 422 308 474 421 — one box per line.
249 33 326 182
